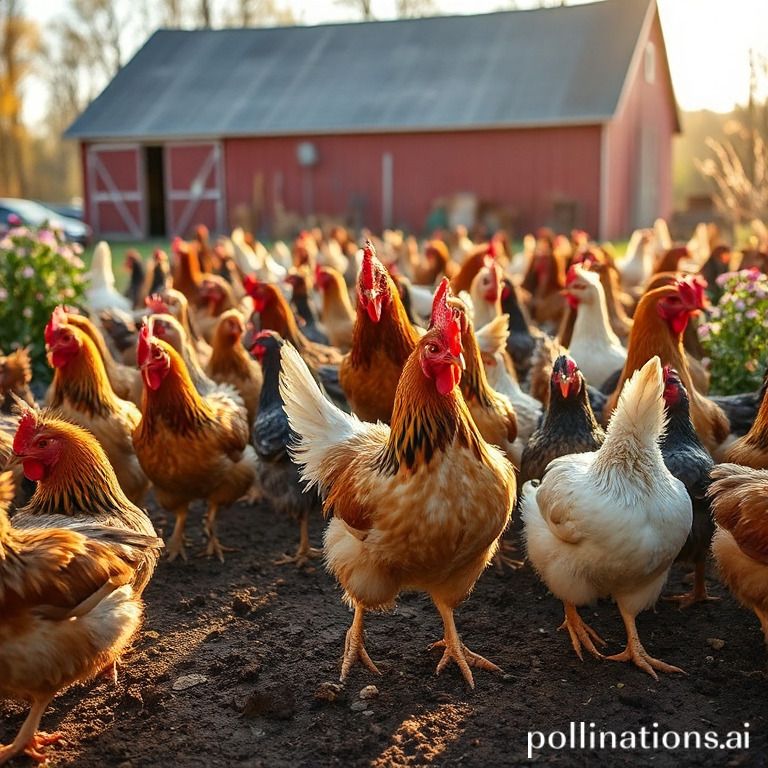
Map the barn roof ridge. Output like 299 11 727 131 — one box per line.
66 0 670 141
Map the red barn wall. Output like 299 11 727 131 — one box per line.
224 126 602 237
602 12 676 239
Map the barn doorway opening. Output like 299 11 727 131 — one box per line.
145 145 166 237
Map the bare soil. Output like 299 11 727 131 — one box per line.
2 498 767 767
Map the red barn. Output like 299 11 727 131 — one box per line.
66 0 678 240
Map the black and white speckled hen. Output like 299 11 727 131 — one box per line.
250 331 322 566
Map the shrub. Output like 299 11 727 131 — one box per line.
0 222 87 385
698 268 768 395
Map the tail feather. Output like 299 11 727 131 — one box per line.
602 356 665 448
476 314 510 356
278 343 365 490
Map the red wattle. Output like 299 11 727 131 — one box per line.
435 364 459 395
22 459 46 482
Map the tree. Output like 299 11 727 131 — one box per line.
396 0 436 17
222 0 296 28
0 0 40 197
335 0 374 21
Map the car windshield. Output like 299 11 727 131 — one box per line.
3 199 62 225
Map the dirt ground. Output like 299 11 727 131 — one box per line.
2 498 767 768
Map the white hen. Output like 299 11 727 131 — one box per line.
85 241 131 313
563 265 626 390
521 357 692 679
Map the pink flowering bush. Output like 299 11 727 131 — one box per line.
698 268 768 394
0 223 86 382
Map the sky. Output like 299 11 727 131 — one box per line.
21 0 768 123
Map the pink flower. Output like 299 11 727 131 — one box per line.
745 309 758 319
735 299 746 311
38 229 57 247
0 288 7 300
7 213 21 226
21 266 34 279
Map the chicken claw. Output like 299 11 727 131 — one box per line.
431 600 502 688
558 601 605 660
275 516 323 567
492 540 525 572
0 698 61 765
663 563 721 609
340 607 380 682
606 604 685 680
166 508 188 562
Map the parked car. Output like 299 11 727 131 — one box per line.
0 198 92 245
42 200 84 221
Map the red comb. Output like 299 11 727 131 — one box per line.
242 274 260 298
145 294 169 314
676 275 706 309
44 305 67 345
430 278 462 357
137 323 153 367
565 265 579 286
360 241 377 291
171 237 185 255
12 407 38 454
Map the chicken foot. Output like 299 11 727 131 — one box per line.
199 503 237 562
663 561 720 609
430 600 502 689
492 538 525 572
340 606 380 682
274 512 323 567
606 601 685 680
166 506 189 562
0 695 61 765
558 601 605 660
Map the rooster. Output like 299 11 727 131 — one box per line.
206 309 263 428
339 242 421 423
133 323 258 561
520 355 605 485
709 464 768 646
522 358 692 678
250 331 321 566
45 308 149 506
0 465 161 765
279 279 516 687
659 367 716 607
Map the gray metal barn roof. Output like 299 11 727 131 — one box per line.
66 0 660 141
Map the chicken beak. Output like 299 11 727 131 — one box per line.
559 377 570 398
452 352 466 371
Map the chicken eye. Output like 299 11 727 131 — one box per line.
37 439 48 448
426 343 439 354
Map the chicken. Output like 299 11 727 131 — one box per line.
315 265 356 352
149 289 212 369
58 311 143 407
522 357 692 678
205 309 263 427
521 236 567 331
452 299 518 466
562 265 626 390
499 277 540 381
45 308 149 506
195 275 238 343
475 314 543 446
99 308 140 366
0 347 34 413
85 241 132 313
0 467 161 765
659 367 716 607
468 258 503 330
9 404 160 594
603 279 731 457
723 371 768 468
709 464 768 645
520 355 605 485
171 236 205 306
123 249 147 310
284 271 330 346
250 331 321 566
618 228 655 293
279 278 516 687
133 323 258 562
339 242 421 423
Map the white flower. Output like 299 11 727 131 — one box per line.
0 288 7 301
22 307 32 318
21 266 34 279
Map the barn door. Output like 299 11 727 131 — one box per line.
86 144 145 239
164 142 224 236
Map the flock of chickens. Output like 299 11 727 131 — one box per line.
1 220 768 763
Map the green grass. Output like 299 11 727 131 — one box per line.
83 239 167 292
